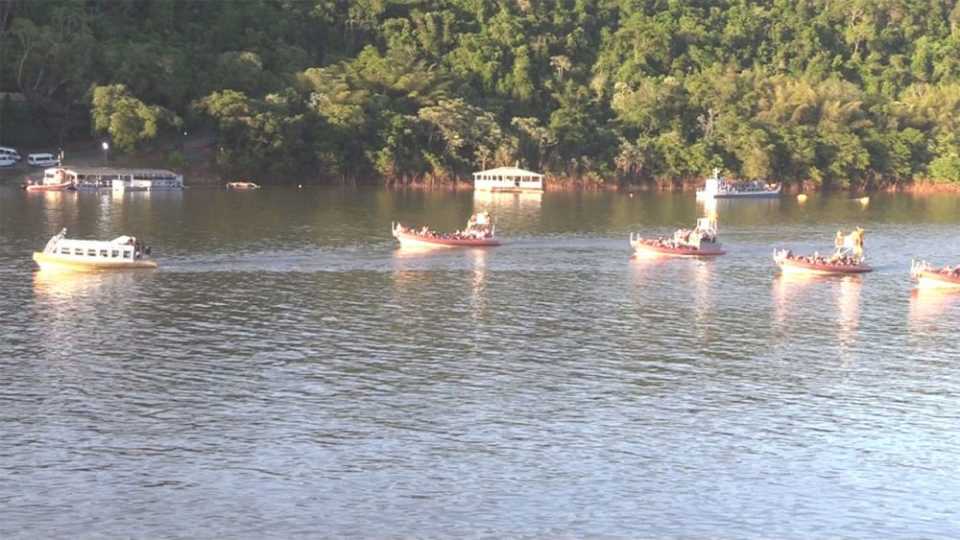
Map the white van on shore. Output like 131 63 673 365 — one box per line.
27 153 58 167
0 146 20 166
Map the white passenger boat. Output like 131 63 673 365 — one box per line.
696 168 780 199
33 229 157 271
38 166 184 191
473 166 544 192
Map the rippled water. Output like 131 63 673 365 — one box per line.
2 185 960 538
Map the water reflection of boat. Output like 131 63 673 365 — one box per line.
772 272 862 349
33 269 135 297
909 287 960 324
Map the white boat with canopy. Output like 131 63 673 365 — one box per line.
697 168 780 199
37 166 184 191
33 229 157 271
473 166 544 192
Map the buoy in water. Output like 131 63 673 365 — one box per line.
858 196 869 206
298 184 303 189
797 193 808 203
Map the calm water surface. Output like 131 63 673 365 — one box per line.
1 184 959 538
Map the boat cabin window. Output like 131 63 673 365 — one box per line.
99 249 108 257
73 248 83 256
123 250 132 259
60 247 70 255
87 249 96 257
111 250 119 258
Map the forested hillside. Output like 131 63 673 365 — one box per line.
4 0 960 188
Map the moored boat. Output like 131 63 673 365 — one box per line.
773 228 871 275
32 229 157 271
911 260 960 289
24 181 73 192
226 181 260 190
630 217 725 257
392 212 500 248
696 168 780 199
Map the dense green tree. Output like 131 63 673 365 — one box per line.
6 0 960 186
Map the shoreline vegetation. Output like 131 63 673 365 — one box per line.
6 2 960 193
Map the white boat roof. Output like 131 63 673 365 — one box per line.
43 166 179 176
473 166 543 178
55 237 138 248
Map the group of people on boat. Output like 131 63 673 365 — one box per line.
642 218 718 251
775 228 867 269
398 212 494 240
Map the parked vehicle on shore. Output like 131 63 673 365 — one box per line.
27 153 59 167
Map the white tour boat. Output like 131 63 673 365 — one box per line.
473 166 544 192
33 229 157 271
696 168 780 199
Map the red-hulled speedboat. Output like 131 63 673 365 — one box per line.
392 212 500 249
631 237 725 257
911 260 960 289
630 217 725 258
774 227 871 275
773 249 872 275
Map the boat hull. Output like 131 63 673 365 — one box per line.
474 187 543 193
33 252 158 272
914 270 960 289
25 182 72 192
631 239 725 257
697 189 781 199
393 230 500 249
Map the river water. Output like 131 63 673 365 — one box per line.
1 186 959 538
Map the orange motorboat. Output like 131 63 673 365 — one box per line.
911 260 960 289
23 168 74 191
630 217 725 258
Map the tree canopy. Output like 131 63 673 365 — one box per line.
4 0 960 187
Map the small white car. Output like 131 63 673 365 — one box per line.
0 146 20 164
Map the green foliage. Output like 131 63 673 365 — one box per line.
7 0 960 184
91 84 181 152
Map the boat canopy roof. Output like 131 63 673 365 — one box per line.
43 166 179 177
473 166 543 179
